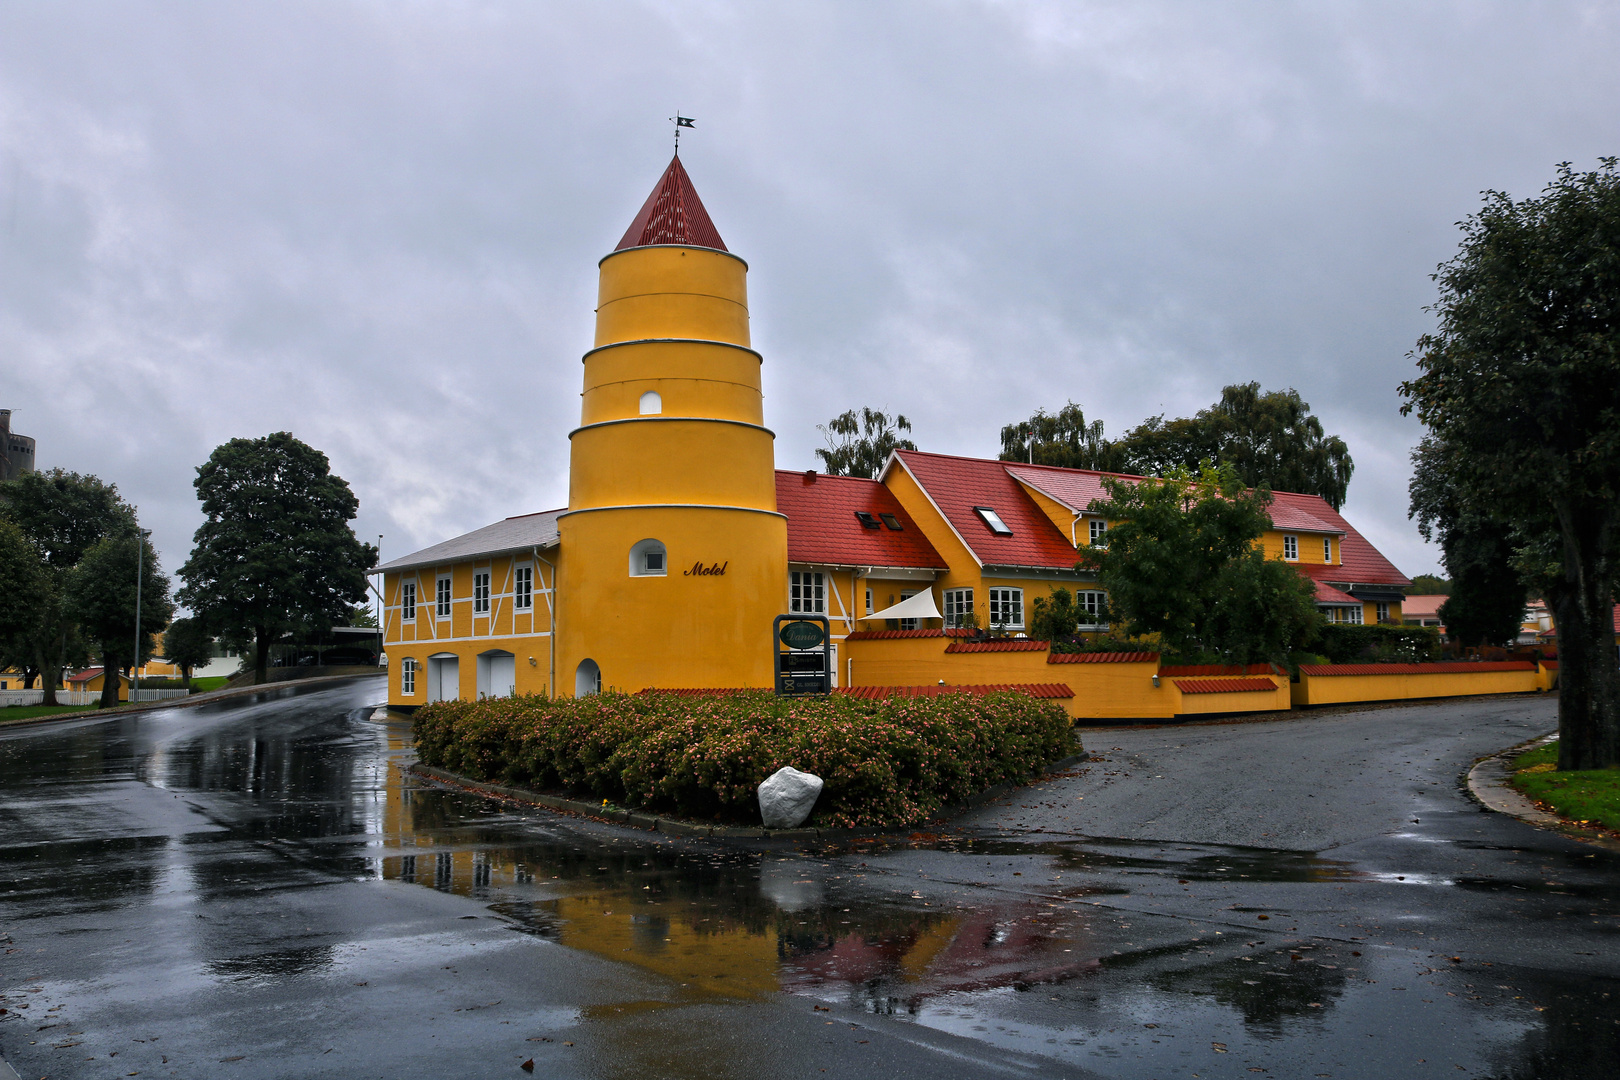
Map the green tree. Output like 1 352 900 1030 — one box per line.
998 402 1128 472
1406 574 1451 596
0 519 51 688
1080 462 1320 663
815 408 917 479
177 433 377 685
65 534 173 707
1400 159 1620 770
0 469 137 703
1117 383 1356 509
1409 437 1528 648
1029 586 1084 642
161 617 214 689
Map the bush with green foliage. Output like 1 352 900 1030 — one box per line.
413 690 1076 829
1312 624 1442 664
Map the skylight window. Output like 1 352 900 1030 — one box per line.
854 511 882 530
974 506 1013 536
880 513 903 531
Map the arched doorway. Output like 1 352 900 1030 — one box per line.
426 653 459 703
575 658 601 698
477 650 516 699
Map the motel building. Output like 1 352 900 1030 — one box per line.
375 155 1427 721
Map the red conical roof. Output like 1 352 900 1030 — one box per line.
614 155 728 252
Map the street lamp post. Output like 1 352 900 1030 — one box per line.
132 527 150 705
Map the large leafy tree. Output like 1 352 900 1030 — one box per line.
0 519 51 688
1080 463 1320 663
815 408 917 479
1117 383 1355 510
0 469 136 703
162 617 215 689
1408 437 1528 648
1400 159 1620 771
66 534 174 707
998 402 1128 472
178 433 376 685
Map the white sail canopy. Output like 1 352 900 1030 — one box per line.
863 589 942 623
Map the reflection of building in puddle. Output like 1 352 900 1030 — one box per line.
758 856 824 911
206 944 335 984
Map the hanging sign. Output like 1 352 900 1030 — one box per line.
778 620 826 651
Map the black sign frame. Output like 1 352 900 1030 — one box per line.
773 613 831 697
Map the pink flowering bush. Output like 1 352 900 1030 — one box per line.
412 690 1076 829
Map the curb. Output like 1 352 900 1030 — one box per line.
403 745 1090 842
1465 732 1620 852
0 671 386 731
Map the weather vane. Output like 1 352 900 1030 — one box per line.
670 112 694 154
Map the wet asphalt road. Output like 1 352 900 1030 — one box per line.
0 678 1615 1080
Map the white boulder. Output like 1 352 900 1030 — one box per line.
758 766 824 829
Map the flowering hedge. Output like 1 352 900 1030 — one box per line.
411 689 1076 829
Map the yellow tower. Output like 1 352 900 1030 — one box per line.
555 156 788 694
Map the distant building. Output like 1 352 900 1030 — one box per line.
0 409 36 481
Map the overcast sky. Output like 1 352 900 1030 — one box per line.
4 1 1618 593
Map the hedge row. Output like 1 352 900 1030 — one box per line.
1313 623 1441 664
411 689 1077 829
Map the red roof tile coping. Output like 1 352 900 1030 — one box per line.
1174 677 1280 694
1298 661 1535 677
837 683 1074 700
944 640 1049 653
614 155 727 252
1047 652 1159 664
1158 663 1279 677
1541 660 1560 669
844 629 975 641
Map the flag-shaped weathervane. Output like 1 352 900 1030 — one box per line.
671 113 695 153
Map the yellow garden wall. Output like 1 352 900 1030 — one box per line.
1292 663 1539 706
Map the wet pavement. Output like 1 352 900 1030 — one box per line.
1 678 1615 1079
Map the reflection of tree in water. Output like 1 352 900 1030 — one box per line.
1151 948 1349 1034
1489 974 1620 1080
205 944 335 983
0 835 167 914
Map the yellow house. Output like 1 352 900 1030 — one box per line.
375 155 1411 713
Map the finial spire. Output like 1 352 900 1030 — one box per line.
670 112 694 155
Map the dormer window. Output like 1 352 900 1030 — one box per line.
879 513 903 531
974 506 1012 536
854 511 882 530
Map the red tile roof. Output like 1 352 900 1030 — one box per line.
837 683 1074 700
1007 463 1342 535
1174 677 1279 694
1401 595 1446 619
67 667 104 684
1272 493 1409 587
777 470 948 570
843 628 974 641
1047 652 1159 664
888 451 1082 570
1159 663 1279 677
943 639 1049 653
1299 661 1535 676
615 155 727 252
1311 578 1361 604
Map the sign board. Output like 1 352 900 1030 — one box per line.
778 620 826 651
773 614 831 696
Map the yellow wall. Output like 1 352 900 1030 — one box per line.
1172 678 1290 715
1292 666 1538 706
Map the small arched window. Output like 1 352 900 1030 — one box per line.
629 538 667 577
639 390 662 415
575 658 601 698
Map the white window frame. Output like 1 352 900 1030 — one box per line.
1376 601 1390 623
436 574 452 618
629 539 668 577
988 586 1024 629
473 570 490 615
400 657 416 696
514 564 534 611
865 588 873 615
401 580 417 622
1345 605 1364 625
1283 535 1298 561
1323 537 1333 563
899 590 920 631
942 587 974 628
974 506 1013 536
790 570 826 613
1089 519 1108 548
1079 590 1108 627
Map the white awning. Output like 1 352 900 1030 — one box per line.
863 589 942 623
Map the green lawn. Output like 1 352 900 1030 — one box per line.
189 676 231 693
1510 739 1620 832
0 703 119 723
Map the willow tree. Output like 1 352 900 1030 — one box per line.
1400 159 1620 771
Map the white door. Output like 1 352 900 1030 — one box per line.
427 654 459 702
478 652 516 698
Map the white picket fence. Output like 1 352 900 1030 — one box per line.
0 688 188 708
